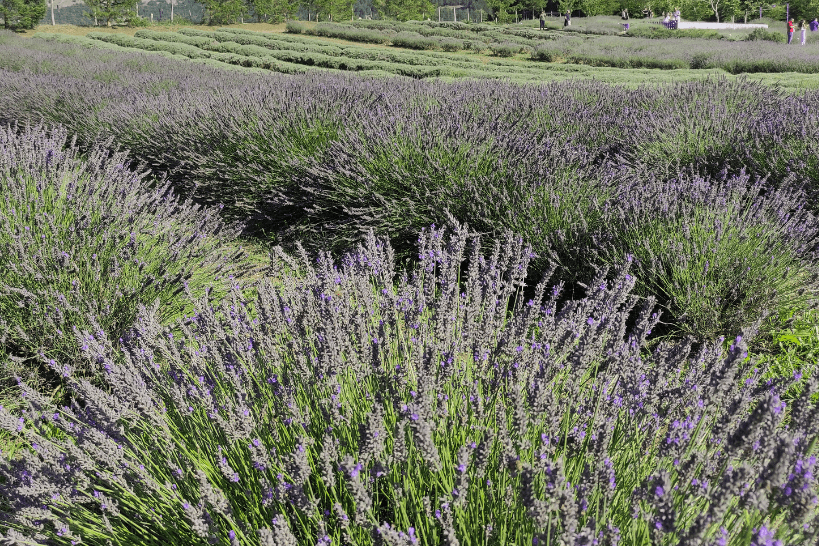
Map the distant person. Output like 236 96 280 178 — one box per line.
812 18 818 31
663 13 670 23
564 10 571 27
625 8 630 19
801 19 807 44
674 8 680 20
788 18 795 44
540 10 546 30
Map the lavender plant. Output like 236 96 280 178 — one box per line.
588 170 819 339
535 33 819 73
0 124 254 393
2 36 819 339
1 223 817 545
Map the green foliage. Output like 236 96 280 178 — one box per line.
745 26 786 42
579 0 618 17
558 0 578 16
249 0 293 22
128 14 150 25
486 0 514 22
83 0 137 26
0 0 45 30
373 0 434 20
313 0 354 22
202 0 246 24
590 176 819 340
462 38 487 50
679 0 715 21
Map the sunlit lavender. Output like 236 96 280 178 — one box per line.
3 221 818 545
1 29 818 546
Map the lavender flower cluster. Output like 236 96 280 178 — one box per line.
0 124 254 392
1 222 817 545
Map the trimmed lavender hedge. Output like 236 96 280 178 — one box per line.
1 223 817 545
0 125 254 391
531 34 819 73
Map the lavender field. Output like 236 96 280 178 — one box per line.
1 28 819 546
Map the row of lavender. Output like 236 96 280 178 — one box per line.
1 34 819 342
1 34 819 544
0 124 258 396
2 125 819 544
530 34 819 73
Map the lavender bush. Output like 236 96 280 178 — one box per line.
536 34 819 73
1 223 817 545
2 36 819 339
588 170 819 339
0 124 254 393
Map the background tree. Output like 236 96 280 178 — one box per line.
373 0 433 19
787 0 819 22
678 0 712 19
201 0 245 22
619 0 648 16
83 0 135 25
486 0 515 21
707 0 721 20
579 0 616 16
557 0 576 15
737 0 756 21
720 0 741 20
0 0 45 29
251 0 294 21
352 0 373 17
315 0 354 20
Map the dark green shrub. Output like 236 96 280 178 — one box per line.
690 52 712 69
127 15 150 27
0 0 45 30
746 27 786 42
